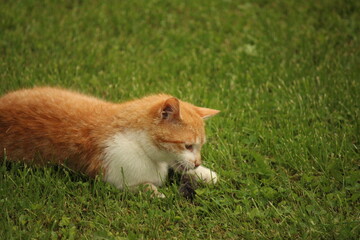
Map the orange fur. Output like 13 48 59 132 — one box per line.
0 87 219 180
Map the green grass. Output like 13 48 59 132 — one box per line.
1 0 359 239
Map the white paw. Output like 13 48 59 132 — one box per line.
202 169 218 184
154 192 166 198
187 166 218 184
141 183 166 198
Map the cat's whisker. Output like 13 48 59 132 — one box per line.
172 162 188 174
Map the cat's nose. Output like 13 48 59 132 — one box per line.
194 155 201 168
194 161 201 168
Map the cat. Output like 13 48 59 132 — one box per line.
0 87 219 197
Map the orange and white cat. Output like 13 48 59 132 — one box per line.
0 87 219 197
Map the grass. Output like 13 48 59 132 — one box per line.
0 0 359 239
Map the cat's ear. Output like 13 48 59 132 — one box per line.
160 97 181 121
195 107 220 120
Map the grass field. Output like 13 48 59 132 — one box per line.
1 0 359 239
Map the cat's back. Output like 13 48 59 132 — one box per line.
0 87 109 111
0 86 118 143
0 87 115 169
0 86 121 125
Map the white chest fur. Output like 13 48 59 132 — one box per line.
102 130 170 189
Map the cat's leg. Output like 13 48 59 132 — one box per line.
186 165 218 184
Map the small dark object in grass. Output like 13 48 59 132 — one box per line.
168 168 198 200
179 174 198 201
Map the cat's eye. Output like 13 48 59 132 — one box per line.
185 144 194 151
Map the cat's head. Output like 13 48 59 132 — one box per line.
149 96 219 171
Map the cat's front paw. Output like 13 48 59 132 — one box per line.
153 191 166 198
200 169 218 184
187 166 218 184
142 183 166 198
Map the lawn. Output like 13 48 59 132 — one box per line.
0 0 359 239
